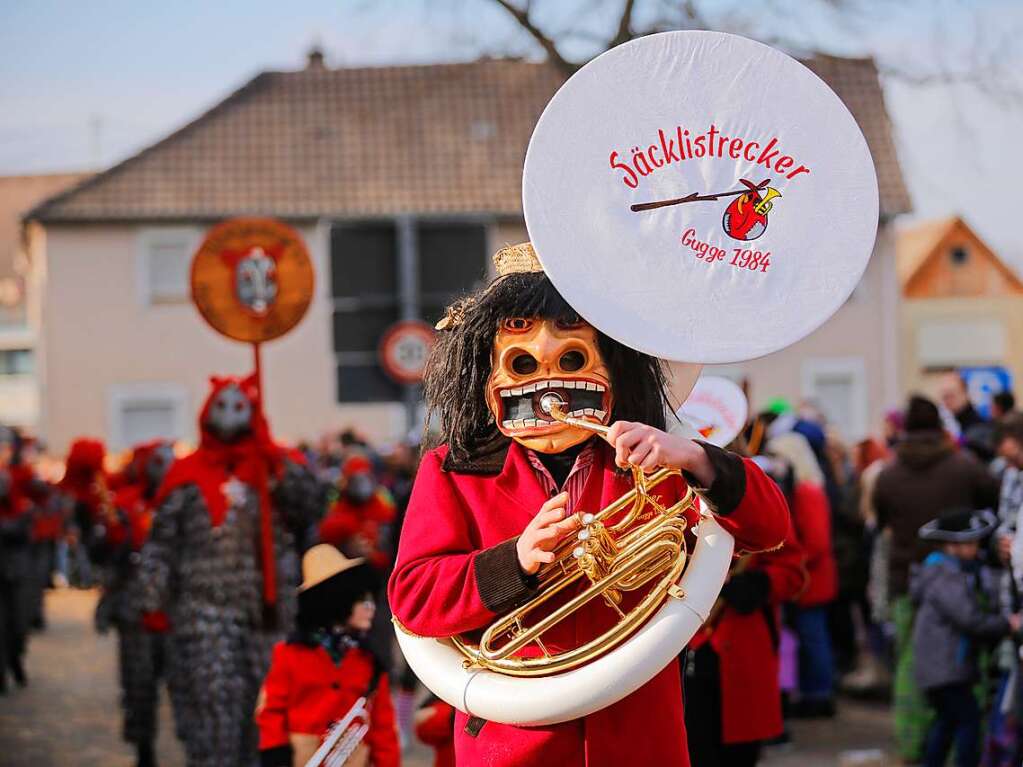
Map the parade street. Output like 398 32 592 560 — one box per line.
0 589 895 767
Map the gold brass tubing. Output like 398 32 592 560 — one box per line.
545 398 611 438
479 538 681 662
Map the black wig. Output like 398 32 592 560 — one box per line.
424 271 671 464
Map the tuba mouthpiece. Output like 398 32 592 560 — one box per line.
539 392 566 416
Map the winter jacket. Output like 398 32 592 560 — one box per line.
910 552 1007 691
389 441 790 767
256 638 399 767
873 431 998 596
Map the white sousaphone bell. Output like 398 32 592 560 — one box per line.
396 29 879 725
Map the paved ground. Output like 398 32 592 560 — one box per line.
0 589 895 766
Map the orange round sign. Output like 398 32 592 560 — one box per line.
190 218 314 343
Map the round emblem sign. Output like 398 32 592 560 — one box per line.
190 218 314 343
676 376 749 448
523 31 879 363
379 321 436 385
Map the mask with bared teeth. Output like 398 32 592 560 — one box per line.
485 317 613 454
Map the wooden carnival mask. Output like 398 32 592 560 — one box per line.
486 318 613 454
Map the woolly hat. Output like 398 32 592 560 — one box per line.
905 395 941 433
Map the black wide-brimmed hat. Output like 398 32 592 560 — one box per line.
297 544 378 629
919 508 997 543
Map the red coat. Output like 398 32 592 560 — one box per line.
790 482 837 607
256 640 399 767
415 700 456 767
388 441 790 767
319 490 396 569
690 528 805 743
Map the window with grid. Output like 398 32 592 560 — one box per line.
330 222 488 402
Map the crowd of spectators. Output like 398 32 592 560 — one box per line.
4 369 1023 766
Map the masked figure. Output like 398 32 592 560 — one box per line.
93 440 175 767
0 465 33 692
388 244 791 767
139 374 323 767
319 454 396 570
59 437 108 586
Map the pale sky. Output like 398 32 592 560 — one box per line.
1 0 1020 265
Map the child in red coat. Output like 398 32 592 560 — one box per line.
257 545 399 767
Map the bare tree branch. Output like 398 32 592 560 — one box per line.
491 0 578 74
609 0 637 49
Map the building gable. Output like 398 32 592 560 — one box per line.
27 54 910 224
901 217 1023 299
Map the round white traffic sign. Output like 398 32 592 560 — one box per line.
379 321 436 385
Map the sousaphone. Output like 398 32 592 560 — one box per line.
396 30 879 726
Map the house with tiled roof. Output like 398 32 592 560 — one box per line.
27 49 910 450
897 216 1023 402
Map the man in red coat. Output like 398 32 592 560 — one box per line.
388 244 790 767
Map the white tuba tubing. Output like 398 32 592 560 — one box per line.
394 514 734 726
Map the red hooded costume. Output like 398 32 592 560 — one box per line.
319 454 396 570
154 373 294 607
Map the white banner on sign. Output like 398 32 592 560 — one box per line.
677 376 749 448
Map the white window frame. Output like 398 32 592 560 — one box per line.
800 356 868 441
106 382 190 451
136 226 201 307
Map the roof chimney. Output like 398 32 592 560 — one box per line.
306 45 326 71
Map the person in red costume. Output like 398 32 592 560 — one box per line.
0 462 33 692
5 431 59 631
388 243 791 767
257 544 398 767
59 437 109 585
319 454 396 570
139 374 324 767
683 486 806 766
93 440 175 767
415 697 456 767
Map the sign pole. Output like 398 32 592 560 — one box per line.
397 216 419 436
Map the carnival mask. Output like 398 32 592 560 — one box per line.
235 246 278 315
345 473 376 505
204 383 253 443
486 318 613 454
144 443 175 491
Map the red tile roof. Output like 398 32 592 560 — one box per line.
29 56 910 223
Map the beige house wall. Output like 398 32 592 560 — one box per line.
38 222 411 454
38 218 899 451
707 225 899 442
38 219 536 454
900 296 1023 400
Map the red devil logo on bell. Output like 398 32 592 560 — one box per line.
721 179 782 241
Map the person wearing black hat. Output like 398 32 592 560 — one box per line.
911 508 1021 767
873 394 999 762
256 545 399 767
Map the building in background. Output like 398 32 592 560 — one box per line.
27 49 909 452
708 56 911 441
898 216 1023 408
0 172 91 430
